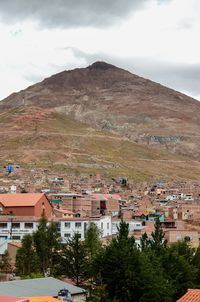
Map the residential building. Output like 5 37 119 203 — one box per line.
0 215 112 244
49 193 121 217
178 204 200 221
164 229 199 248
111 220 144 235
0 216 39 241
60 216 112 241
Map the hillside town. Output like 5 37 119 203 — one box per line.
1 165 200 248
1 165 200 300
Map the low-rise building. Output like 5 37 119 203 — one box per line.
111 220 144 235
0 215 112 244
0 193 53 218
0 216 39 241
164 229 199 248
60 216 112 241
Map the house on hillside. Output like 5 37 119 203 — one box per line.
0 193 53 218
164 229 199 248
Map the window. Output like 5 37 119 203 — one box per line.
107 222 109 230
76 233 81 239
12 223 20 229
0 236 8 240
65 222 71 228
24 223 33 229
101 222 103 229
64 233 71 238
12 235 21 240
0 223 7 229
75 222 81 228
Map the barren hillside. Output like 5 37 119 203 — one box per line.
1 62 200 180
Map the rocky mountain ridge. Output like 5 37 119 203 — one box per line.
1 62 200 179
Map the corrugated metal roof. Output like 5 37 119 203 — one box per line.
0 277 86 297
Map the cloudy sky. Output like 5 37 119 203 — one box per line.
0 0 200 100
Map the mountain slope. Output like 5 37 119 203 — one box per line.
1 62 200 180
1 106 200 180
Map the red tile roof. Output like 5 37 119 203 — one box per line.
177 289 200 302
0 193 45 207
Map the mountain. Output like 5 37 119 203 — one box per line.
1 61 200 180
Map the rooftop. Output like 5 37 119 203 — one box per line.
0 193 45 207
0 277 86 297
177 289 200 302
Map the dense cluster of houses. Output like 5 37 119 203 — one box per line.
1 167 200 301
0 168 200 252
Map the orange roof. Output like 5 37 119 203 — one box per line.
29 297 60 302
0 193 45 207
177 289 200 302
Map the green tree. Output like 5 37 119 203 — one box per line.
33 216 49 275
0 250 12 273
150 217 167 253
140 232 150 251
33 216 61 276
92 220 173 302
61 233 87 286
85 223 102 261
137 252 173 302
84 223 102 295
95 221 139 301
192 245 200 286
161 243 197 300
16 234 39 276
46 221 62 275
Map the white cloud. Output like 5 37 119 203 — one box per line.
0 0 200 100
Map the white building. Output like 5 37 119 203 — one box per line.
0 218 38 241
0 215 112 244
111 220 144 235
60 216 112 241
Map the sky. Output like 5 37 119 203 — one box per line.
0 0 200 100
